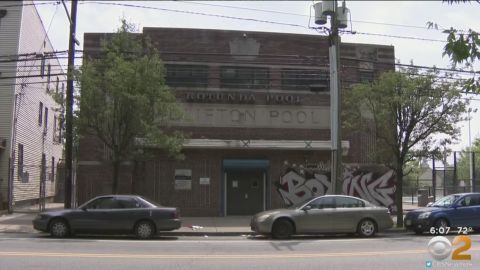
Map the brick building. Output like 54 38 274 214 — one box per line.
77 27 395 216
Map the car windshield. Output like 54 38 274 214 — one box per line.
431 195 460 207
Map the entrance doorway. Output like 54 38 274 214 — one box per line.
223 159 269 216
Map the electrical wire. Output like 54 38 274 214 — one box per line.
79 1 309 29
0 1 59 8
175 0 472 33
77 1 469 44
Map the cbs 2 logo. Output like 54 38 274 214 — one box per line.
428 236 471 261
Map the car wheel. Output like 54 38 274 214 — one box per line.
272 219 294 239
357 219 376 237
135 221 155 240
434 218 449 231
49 219 69 238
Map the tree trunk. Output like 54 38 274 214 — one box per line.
395 166 404 227
112 159 120 194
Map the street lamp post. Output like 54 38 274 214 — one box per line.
313 0 349 194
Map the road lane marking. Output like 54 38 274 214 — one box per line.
2 235 480 243
1 248 479 259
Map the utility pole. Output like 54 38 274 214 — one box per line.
314 0 348 194
329 0 342 194
64 0 78 209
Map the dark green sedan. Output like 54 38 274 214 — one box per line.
33 195 181 239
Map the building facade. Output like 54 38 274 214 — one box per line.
78 27 396 216
0 1 65 210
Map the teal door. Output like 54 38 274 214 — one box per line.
226 169 264 216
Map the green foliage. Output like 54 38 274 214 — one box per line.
436 1 480 92
344 68 469 226
77 19 185 193
456 138 480 181
345 69 468 169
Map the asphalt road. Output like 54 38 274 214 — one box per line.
0 233 478 270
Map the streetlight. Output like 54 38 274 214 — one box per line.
313 0 349 194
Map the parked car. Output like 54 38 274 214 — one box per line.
33 195 181 239
250 195 393 239
404 193 480 234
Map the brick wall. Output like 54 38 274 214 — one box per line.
77 28 395 216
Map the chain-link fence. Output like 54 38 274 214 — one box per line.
403 151 479 206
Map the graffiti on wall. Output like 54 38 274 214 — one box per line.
276 164 396 212
276 168 331 206
342 165 396 213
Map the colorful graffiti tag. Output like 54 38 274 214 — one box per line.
276 164 396 211
342 165 396 213
276 168 331 206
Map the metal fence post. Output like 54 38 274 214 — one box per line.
432 159 436 202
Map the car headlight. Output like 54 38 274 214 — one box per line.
256 214 272 222
418 212 431 219
35 214 48 220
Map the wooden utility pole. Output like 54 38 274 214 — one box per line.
64 0 78 209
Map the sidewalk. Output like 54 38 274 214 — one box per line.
0 203 420 236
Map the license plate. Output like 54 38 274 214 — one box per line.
406 219 412 226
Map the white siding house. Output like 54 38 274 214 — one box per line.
0 1 64 210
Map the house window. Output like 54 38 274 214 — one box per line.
359 70 374 82
38 102 43 126
46 64 51 91
281 69 329 91
44 107 48 131
41 153 46 183
51 157 55 182
220 66 269 89
53 115 57 141
55 77 59 94
17 144 24 181
165 64 208 88
40 56 45 78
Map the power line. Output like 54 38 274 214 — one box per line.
0 73 67 80
78 1 458 45
177 0 470 33
80 1 309 29
0 56 83 63
348 31 446 43
0 1 59 8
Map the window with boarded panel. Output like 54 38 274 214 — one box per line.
220 66 269 89
281 69 329 91
165 64 208 88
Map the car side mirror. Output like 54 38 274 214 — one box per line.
79 206 87 211
303 205 312 211
426 202 433 207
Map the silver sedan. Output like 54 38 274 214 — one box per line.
251 195 393 239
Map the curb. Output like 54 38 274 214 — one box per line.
0 229 414 237
162 231 253 237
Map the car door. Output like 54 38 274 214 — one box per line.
296 197 335 233
330 197 365 232
106 197 148 232
450 195 480 227
69 197 114 232
455 194 480 228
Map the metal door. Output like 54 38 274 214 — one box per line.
226 169 264 215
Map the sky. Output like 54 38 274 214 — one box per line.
34 0 480 154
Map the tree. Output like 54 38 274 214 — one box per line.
343 68 470 227
77 20 185 194
437 0 480 93
456 138 480 186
